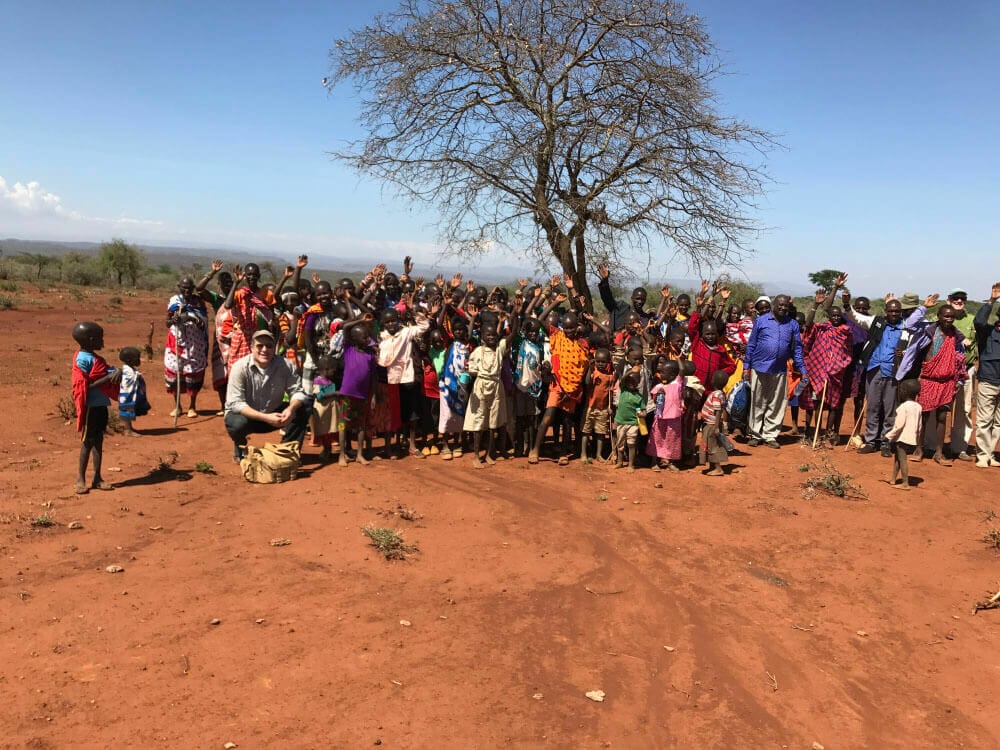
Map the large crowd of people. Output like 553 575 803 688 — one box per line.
69 254 1000 493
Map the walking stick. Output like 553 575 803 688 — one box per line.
172 324 182 430
812 380 829 450
845 408 865 451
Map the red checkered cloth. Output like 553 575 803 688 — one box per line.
801 321 865 409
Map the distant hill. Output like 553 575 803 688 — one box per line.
0 237 808 293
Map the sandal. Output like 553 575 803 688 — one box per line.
74 482 89 495
933 455 953 467
452 448 463 458
409 448 425 459
186 409 198 418
90 481 115 491
440 451 453 461
558 456 569 466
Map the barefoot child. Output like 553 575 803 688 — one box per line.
885 379 922 490
701 370 730 476
118 347 150 437
647 360 683 471
464 313 519 468
71 322 121 494
335 318 378 465
310 354 339 462
580 348 614 463
613 371 645 471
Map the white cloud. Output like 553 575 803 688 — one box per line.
0 175 165 234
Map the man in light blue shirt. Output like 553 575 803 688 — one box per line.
744 295 807 448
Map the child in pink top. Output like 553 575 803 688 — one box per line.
647 360 684 471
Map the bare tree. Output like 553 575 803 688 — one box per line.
328 0 774 306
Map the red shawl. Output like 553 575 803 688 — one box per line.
71 351 119 432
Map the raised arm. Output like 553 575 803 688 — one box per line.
195 258 224 295
223 264 245 310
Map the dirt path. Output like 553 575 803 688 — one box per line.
1 289 998 749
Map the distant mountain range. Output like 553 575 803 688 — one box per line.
0 237 812 295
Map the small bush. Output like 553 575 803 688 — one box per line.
108 295 122 307
31 514 55 528
0 280 18 292
56 397 77 420
984 529 1000 551
0 295 15 309
194 461 216 474
362 525 417 560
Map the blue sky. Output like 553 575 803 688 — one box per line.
1 0 997 296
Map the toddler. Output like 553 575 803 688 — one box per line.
885 379 922 490
118 347 150 437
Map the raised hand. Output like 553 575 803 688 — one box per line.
403 255 413 274
550 274 561 289
597 262 610 280
449 273 462 289
283 265 295 279
297 255 309 269
835 271 848 287
211 258 224 272
923 293 940 308
563 273 574 288
712 279 722 295
555 292 568 304
885 292 895 302
413 276 425 289
533 285 543 298
434 273 445 288
516 278 529 289
814 289 827 305
719 287 731 301
231 263 244 280
700 279 710 295
465 279 475 292
661 284 671 298
576 294 587 308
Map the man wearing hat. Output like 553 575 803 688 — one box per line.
856 293 936 455
224 329 310 461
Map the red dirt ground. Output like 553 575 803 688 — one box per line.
2 288 999 749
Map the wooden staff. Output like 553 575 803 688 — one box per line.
844 408 865 451
812 380 829 450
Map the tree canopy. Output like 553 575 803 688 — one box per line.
328 0 773 306
98 238 145 286
808 269 847 292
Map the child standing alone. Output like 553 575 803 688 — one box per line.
885 379 922 490
71 322 121 494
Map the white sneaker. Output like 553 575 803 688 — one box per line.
976 458 990 468
991 457 1000 468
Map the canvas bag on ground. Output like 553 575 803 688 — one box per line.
240 441 301 483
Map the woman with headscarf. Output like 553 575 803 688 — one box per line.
193 259 234 415
165 276 211 417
